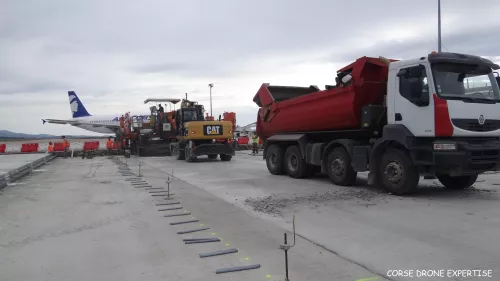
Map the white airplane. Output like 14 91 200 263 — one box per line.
42 91 153 134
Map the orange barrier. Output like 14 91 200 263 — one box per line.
21 143 39 153
237 136 249 144
0 144 5 153
83 141 100 151
53 142 65 152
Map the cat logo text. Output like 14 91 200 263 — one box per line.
204 125 222 135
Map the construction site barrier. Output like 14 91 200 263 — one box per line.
20 143 39 153
236 136 263 145
83 141 100 151
1 138 262 155
237 136 249 145
53 142 66 152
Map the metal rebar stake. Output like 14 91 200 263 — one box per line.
279 215 296 281
166 176 171 198
138 161 142 176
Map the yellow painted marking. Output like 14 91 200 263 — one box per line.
211 232 216 235
225 243 230 246
266 275 272 279
200 224 204 226
244 257 249 261
356 277 378 281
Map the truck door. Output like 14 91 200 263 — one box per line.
391 64 435 137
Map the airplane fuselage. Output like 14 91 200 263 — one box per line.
73 113 151 134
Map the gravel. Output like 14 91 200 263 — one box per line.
244 188 386 216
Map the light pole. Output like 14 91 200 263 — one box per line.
438 0 442 52
208 83 214 118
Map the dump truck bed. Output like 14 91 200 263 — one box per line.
253 56 395 140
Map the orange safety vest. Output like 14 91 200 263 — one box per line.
106 140 113 149
48 145 53 152
62 139 69 148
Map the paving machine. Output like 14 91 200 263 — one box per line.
121 98 180 156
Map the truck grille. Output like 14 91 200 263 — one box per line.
452 119 500 132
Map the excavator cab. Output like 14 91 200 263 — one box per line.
169 96 235 162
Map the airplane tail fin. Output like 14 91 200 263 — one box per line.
68 91 91 118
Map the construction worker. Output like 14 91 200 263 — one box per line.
47 142 53 154
62 136 70 158
106 137 113 155
252 132 259 154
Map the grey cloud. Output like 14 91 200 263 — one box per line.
2 0 500 134
325 25 500 66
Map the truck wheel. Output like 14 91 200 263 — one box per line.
326 147 357 186
220 154 232 161
185 148 196 162
284 145 307 178
379 149 419 195
436 174 478 189
266 144 285 175
208 154 218 160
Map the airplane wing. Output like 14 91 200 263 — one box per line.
42 119 121 133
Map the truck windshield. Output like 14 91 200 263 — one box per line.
431 63 500 103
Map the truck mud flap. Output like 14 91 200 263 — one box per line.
193 143 235 156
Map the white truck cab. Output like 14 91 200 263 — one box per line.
387 52 500 137
370 52 500 193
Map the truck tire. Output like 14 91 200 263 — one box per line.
436 174 478 189
379 148 419 195
284 145 307 178
266 144 285 175
220 154 232 161
326 147 357 186
208 154 218 160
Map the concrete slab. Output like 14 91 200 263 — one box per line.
0 156 387 281
0 154 50 177
133 152 500 281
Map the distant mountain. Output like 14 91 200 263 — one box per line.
0 130 108 139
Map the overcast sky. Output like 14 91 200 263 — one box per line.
1 0 500 135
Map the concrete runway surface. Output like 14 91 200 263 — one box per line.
130 151 500 281
0 155 385 281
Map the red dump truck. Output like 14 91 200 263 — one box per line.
253 52 500 194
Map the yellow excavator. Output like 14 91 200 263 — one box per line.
170 96 235 162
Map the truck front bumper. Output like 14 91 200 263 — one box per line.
193 143 235 156
431 139 500 176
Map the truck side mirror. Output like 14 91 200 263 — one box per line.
409 79 429 107
397 69 408 77
409 65 425 78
